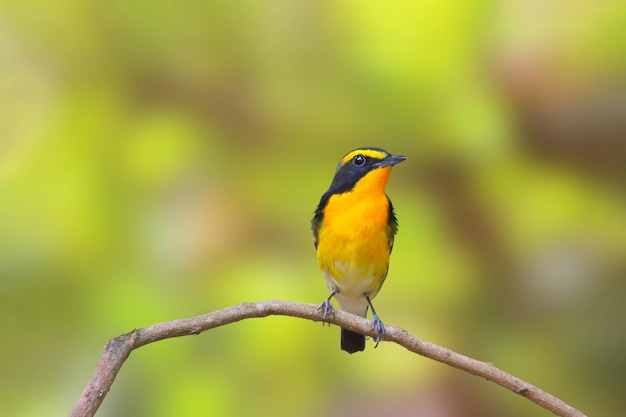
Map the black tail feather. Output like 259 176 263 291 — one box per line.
341 329 365 354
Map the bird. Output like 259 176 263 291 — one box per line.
311 147 405 353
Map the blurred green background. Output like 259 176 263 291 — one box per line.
1 1 625 416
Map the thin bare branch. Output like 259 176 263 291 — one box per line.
69 300 586 417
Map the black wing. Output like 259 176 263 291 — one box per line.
387 196 399 253
311 192 330 249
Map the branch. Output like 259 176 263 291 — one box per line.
69 300 586 417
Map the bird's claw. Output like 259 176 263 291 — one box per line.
371 315 386 348
317 300 335 326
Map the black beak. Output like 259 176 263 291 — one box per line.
377 154 407 168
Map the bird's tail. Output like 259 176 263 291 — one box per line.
341 329 365 353
335 295 369 354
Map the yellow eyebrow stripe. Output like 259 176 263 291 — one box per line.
341 149 388 166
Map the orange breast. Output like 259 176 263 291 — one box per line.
316 167 392 291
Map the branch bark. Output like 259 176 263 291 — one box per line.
69 300 586 417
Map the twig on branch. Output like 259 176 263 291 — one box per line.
69 300 586 417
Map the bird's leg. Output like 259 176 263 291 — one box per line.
318 290 337 326
365 295 385 348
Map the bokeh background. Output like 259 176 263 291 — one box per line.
2 1 625 416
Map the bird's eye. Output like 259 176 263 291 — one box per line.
352 154 366 166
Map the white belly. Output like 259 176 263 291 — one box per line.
322 262 382 317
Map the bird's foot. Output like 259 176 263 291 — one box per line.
371 314 386 348
317 300 336 326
